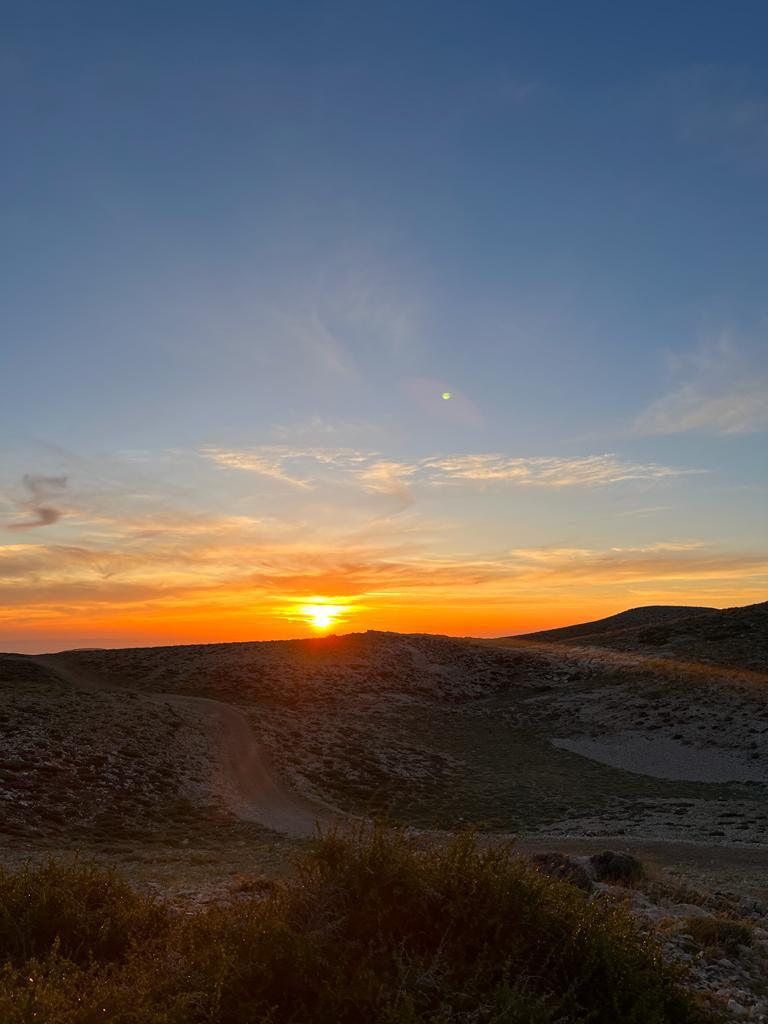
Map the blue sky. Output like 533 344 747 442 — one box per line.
1 2 766 649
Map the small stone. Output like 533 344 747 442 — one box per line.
674 903 711 918
726 999 748 1018
740 895 766 918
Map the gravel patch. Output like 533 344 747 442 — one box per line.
553 733 768 784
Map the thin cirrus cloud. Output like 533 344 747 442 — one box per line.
204 446 699 495
420 454 696 487
357 461 419 503
201 446 370 489
635 377 768 436
506 544 768 584
634 337 768 436
274 259 422 379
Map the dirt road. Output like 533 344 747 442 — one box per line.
29 652 768 862
159 694 335 836
34 653 334 838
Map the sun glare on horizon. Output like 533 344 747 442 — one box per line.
299 603 347 631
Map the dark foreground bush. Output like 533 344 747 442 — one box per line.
590 850 645 885
0 829 709 1023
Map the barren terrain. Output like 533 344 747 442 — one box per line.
2 601 767 1018
2 602 767 846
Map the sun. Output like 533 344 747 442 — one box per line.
310 606 334 629
299 603 345 631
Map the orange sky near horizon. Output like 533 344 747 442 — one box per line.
2 446 766 654
2 583 760 654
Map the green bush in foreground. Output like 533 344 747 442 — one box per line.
0 828 709 1023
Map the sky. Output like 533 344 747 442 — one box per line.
1 1 767 652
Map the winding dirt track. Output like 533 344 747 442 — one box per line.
29 653 768 868
34 654 334 838
160 694 334 837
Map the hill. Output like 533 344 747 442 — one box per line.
513 605 716 643
507 601 768 674
1 616 767 849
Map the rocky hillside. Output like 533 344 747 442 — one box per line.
513 605 716 643
0 655 244 840
2 620 766 844
511 601 768 674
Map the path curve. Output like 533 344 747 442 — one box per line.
30 653 768 861
33 653 338 838
155 693 338 837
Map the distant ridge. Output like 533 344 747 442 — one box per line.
512 605 716 643
504 601 768 674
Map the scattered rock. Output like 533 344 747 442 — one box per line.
675 903 712 919
726 999 748 1018
739 895 765 918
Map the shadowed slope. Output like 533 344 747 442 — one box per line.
509 602 768 674
511 605 716 643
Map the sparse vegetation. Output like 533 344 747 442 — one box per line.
0 827 709 1023
511 601 768 675
3 624 766 845
686 915 754 954
590 850 645 885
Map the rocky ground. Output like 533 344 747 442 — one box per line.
528 845 768 1021
0 656 240 838
512 600 768 675
1 607 767 1019
3 625 767 841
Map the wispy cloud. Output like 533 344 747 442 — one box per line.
202 447 310 487
634 337 768 436
276 257 422 378
507 544 768 584
2 445 758 648
204 446 698 493
358 461 418 504
2 529 764 622
423 454 693 487
620 506 674 517
204 444 372 487
5 475 68 530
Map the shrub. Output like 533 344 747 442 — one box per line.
0 859 166 965
686 915 753 953
0 829 710 1023
590 850 645 885
530 851 594 891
